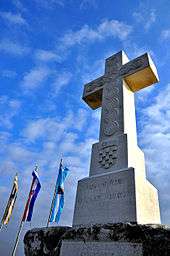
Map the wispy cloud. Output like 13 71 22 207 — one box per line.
34 49 60 62
22 108 87 143
133 8 156 31
53 72 72 94
0 96 21 129
161 29 170 40
59 19 132 50
0 39 30 56
80 0 97 9
0 11 27 25
21 66 50 90
34 0 65 8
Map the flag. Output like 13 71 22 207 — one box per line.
49 160 69 223
1 174 18 225
22 168 41 222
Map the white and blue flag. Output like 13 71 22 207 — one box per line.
49 160 69 223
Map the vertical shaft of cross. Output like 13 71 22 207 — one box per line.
99 51 138 148
99 52 124 142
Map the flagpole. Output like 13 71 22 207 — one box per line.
11 165 38 256
11 220 24 256
0 223 3 232
47 158 62 227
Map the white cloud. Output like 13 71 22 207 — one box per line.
35 49 60 62
161 29 170 40
59 19 132 50
80 57 104 84
34 0 65 8
133 8 156 31
53 71 72 94
136 84 155 102
22 108 88 143
0 39 30 56
0 11 27 25
0 97 21 129
21 66 50 90
80 0 97 9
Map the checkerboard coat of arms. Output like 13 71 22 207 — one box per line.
98 144 118 169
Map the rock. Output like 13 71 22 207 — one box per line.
24 223 170 256
24 226 71 256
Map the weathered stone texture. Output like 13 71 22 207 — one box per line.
24 223 170 256
24 226 70 256
73 168 160 227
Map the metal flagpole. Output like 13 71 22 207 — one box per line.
11 220 24 256
47 158 62 227
11 165 38 256
0 223 3 232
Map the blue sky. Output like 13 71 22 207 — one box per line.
0 0 170 255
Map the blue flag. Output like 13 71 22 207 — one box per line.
49 161 69 223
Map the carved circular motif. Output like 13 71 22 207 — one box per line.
103 120 119 136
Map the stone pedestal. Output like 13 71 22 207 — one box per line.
24 223 170 256
73 168 160 227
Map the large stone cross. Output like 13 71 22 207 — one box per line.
83 51 159 175
73 51 160 227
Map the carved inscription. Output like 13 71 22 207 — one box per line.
61 241 143 256
99 144 118 169
76 177 134 210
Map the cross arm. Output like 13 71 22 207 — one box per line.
82 75 104 109
120 53 159 92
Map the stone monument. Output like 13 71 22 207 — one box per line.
73 50 160 226
25 51 170 256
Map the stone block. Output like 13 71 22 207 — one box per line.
60 241 143 256
89 135 128 176
89 135 146 177
24 226 71 256
73 168 160 227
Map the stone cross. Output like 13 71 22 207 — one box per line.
83 51 159 175
73 50 160 227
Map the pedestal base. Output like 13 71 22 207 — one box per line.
73 168 160 226
24 223 170 256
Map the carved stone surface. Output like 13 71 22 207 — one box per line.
24 226 70 256
73 168 160 227
60 241 143 256
119 55 146 77
102 85 121 137
73 168 136 227
24 223 170 256
98 144 118 169
90 135 128 176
